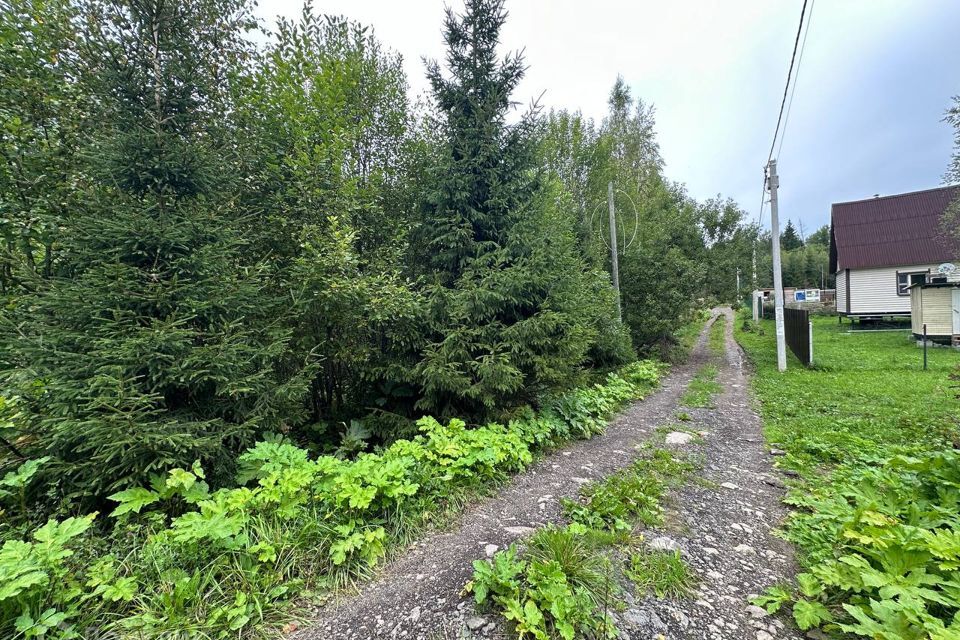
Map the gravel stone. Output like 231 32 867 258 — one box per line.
665 431 694 445
465 617 485 630
502 526 535 536
648 535 683 552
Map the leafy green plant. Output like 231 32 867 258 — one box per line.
0 514 98 637
562 449 692 532
0 456 49 518
525 526 614 606
468 446 694 639
467 540 617 640
750 585 792 615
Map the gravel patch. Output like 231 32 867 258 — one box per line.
615 307 801 640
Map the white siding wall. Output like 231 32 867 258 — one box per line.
835 271 846 313
848 263 940 314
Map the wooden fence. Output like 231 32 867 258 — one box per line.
784 306 812 366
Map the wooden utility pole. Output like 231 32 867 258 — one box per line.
607 181 621 321
767 160 787 371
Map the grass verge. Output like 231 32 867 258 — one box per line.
736 312 960 637
681 364 722 408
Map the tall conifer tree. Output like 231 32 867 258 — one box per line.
1 0 306 505
414 0 607 417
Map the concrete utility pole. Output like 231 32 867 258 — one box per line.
607 181 621 321
736 267 741 300
766 160 787 372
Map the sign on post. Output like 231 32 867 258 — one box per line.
793 289 820 303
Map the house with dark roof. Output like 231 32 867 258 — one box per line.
829 185 958 318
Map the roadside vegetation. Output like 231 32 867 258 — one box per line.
0 0 758 635
468 448 696 639
0 362 662 638
737 313 960 638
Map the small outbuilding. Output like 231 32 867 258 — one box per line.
910 281 960 345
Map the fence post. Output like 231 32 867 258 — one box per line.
923 323 928 370
809 320 814 366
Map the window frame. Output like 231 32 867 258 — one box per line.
896 270 929 296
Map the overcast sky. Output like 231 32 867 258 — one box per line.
255 1 960 234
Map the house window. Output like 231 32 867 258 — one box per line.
897 271 928 296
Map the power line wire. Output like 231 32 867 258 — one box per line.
776 0 816 159
756 166 767 228
756 0 812 230
767 0 809 163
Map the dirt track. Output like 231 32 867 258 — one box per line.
295 308 799 640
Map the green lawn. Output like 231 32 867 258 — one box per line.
736 313 960 637
737 314 959 471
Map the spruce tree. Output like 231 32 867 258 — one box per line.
420 0 532 281
1 0 306 507
414 0 598 417
781 219 804 250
